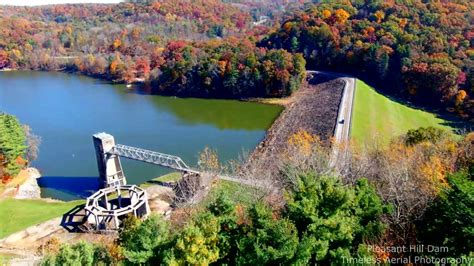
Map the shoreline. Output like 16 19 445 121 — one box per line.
244 97 293 106
1 69 293 103
14 168 41 200
0 167 41 199
0 167 65 202
0 75 335 200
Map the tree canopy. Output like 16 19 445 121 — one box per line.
109 175 388 265
261 0 474 120
0 113 27 179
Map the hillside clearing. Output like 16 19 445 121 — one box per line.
206 179 259 205
352 80 453 146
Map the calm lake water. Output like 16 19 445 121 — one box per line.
0 71 282 200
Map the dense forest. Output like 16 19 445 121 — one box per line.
261 0 474 120
155 39 306 97
0 0 308 97
1 0 473 118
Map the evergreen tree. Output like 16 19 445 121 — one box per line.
0 113 27 177
208 192 240 264
418 171 474 257
285 174 389 264
236 203 299 265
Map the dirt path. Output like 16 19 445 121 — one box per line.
0 218 65 249
245 75 345 178
0 209 117 264
0 217 67 264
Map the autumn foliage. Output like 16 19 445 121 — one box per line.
156 39 306 98
0 1 307 98
262 0 474 120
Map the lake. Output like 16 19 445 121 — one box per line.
0 71 282 200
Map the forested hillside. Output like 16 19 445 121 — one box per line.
2 0 473 117
0 0 308 97
1 1 473 263
155 39 305 97
262 0 474 120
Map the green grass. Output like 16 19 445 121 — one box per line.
155 172 182 182
206 180 259 206
140 172 182 188
352 80 453 146
0 252 19 264
141 172 257 206
0 199 83 239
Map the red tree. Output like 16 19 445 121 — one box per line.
0 50 9 69
135 57 151 79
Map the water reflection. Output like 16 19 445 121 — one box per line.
0 71 281 200
130 86 282 130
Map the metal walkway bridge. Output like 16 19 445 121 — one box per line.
93 132 198 188
93 133 259 191
110 144 198 173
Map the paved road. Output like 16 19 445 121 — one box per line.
306 71 356 167
334 76 356 145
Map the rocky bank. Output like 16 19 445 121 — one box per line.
14 168 41 199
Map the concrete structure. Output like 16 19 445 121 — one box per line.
89 132 199 231
84 185 150 231
93 132 198 189
93 133 126 188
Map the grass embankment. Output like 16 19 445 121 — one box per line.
0 199 82 239
142 172 258 205
140 172 182 188
206 179 257 205
352 80 453 146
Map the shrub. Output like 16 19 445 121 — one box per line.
404 127 449 146
118 215 171 264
